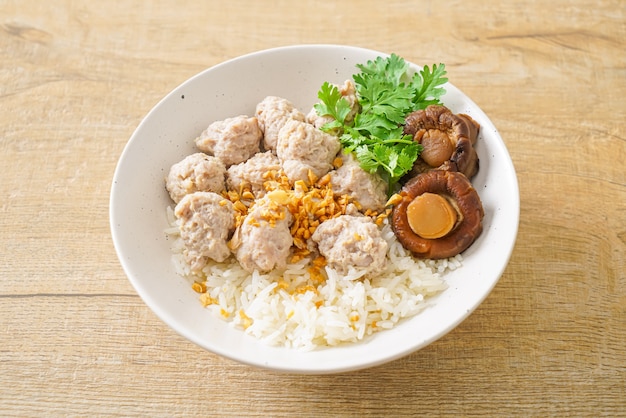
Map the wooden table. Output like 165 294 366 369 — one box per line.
2 0 624 415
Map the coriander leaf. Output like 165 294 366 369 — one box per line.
352 56 414 138
340 127 369 152
356 53 410 87
315 54 448 195
353 74 413 120
353 145 380 173
349 134 422 193
367 85 414 123
352 112 401 139
377 144 398 173
412 63 448 109
397 140 421 171
313 81 352 130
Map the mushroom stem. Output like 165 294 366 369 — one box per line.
406 192 457 239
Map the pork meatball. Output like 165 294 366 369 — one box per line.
329 152 388 212
255 96 305 151
195 115 262 167
232 197 293 273
311 215 388 276
276 119 341 183
165 153 226 204
174 192 235 271
226 151 281 198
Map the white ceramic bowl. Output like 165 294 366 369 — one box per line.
110 45 519 374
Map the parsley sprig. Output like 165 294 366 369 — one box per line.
314 54 448 193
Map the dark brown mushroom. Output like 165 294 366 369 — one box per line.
391 170 484 259
403 105 480 180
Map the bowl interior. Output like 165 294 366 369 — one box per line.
110 44 519 373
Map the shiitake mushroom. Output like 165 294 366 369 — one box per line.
404 105 480 179
391 170 484 259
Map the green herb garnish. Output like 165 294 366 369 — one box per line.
315 54 448 193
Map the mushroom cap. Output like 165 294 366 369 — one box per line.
391 170 484 259
404 105 480 179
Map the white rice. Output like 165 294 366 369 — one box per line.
165 206 462 350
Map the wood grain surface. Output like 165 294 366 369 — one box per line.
1 0 624 416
